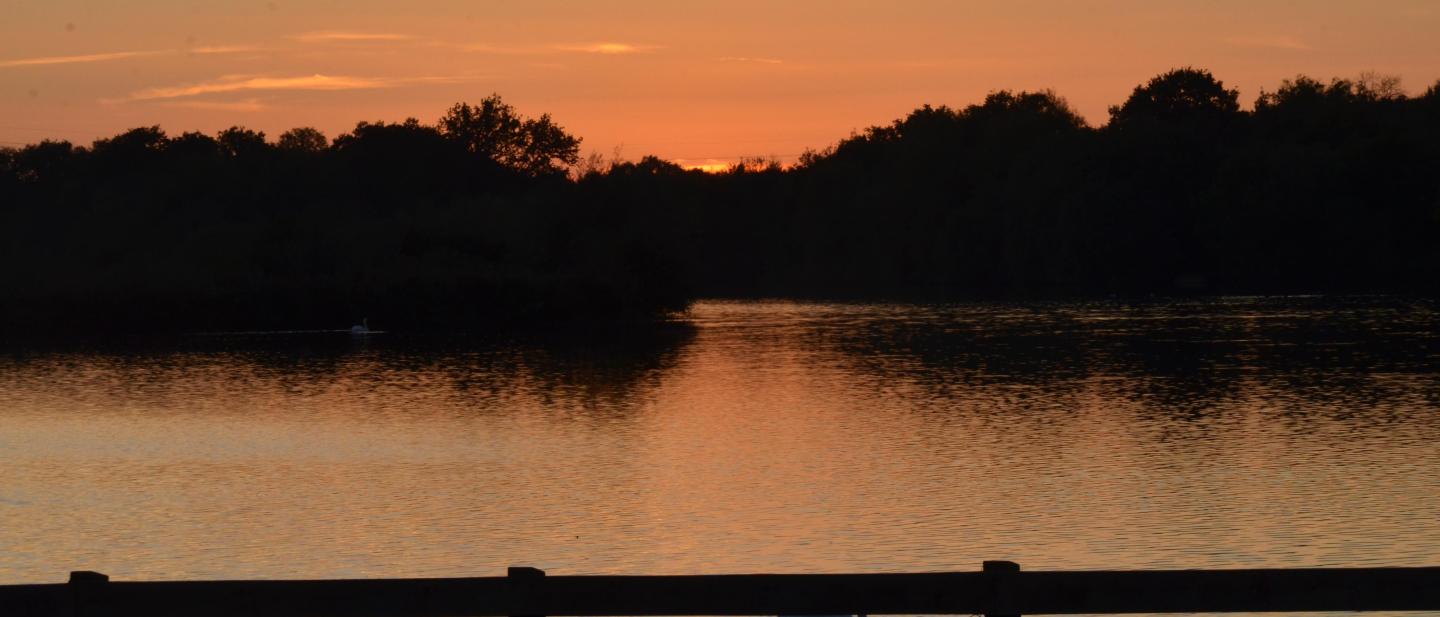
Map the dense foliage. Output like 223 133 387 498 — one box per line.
3 69 1439 334
629 68 1440 298
0 97 685 334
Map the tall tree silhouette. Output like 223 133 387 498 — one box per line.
1109 67 1240 128
439 94 581 178
277 127 327 153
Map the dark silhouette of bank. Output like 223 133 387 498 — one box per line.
3 69 1439 335
664 68 1440 298
0 95 689 335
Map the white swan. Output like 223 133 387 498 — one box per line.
350 318 370 335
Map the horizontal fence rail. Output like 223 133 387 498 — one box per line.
2 562 1439 617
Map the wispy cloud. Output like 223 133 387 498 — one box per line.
3 45 263 68
160 98 268 112
186 45 264 55
291 31 415 43
459 43 538 55
1225 35 1312 51
719 56 784 64
0 50 162 68
462 41 659 56
553 42 659 55
123 74 395 101
115 73 477 102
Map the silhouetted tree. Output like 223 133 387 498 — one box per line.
277 127 328 153
167 131 221 157
217 126 268 159
89 126 167 174
1108 67 1240 128
1356 71 1406 101
967 89 1087 133
10 140 78 183
0 146 15 185
438 94 581 177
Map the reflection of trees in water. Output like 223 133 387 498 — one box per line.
438 325 697 419
247 324 696 421
0 323 696 422
818 297 1440 428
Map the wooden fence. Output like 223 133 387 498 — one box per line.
3 562 1439 617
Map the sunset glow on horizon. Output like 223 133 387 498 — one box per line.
3 0 1438 168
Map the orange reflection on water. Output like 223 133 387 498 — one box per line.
1 298 1438 583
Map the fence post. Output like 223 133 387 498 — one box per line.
67 571 109 617
982 561 1020 617
509 566 546 617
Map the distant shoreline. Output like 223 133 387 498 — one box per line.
4 69 1438 335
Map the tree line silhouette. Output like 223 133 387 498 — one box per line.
2 69 1438 334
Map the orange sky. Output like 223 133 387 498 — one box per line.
3 1 1438 168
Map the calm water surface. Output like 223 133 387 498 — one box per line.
2 298 1438 583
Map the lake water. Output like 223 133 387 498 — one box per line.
2 298 1438 585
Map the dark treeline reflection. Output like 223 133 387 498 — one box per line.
0 323 695 418
810 296 1440 422
4 69 1440 335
